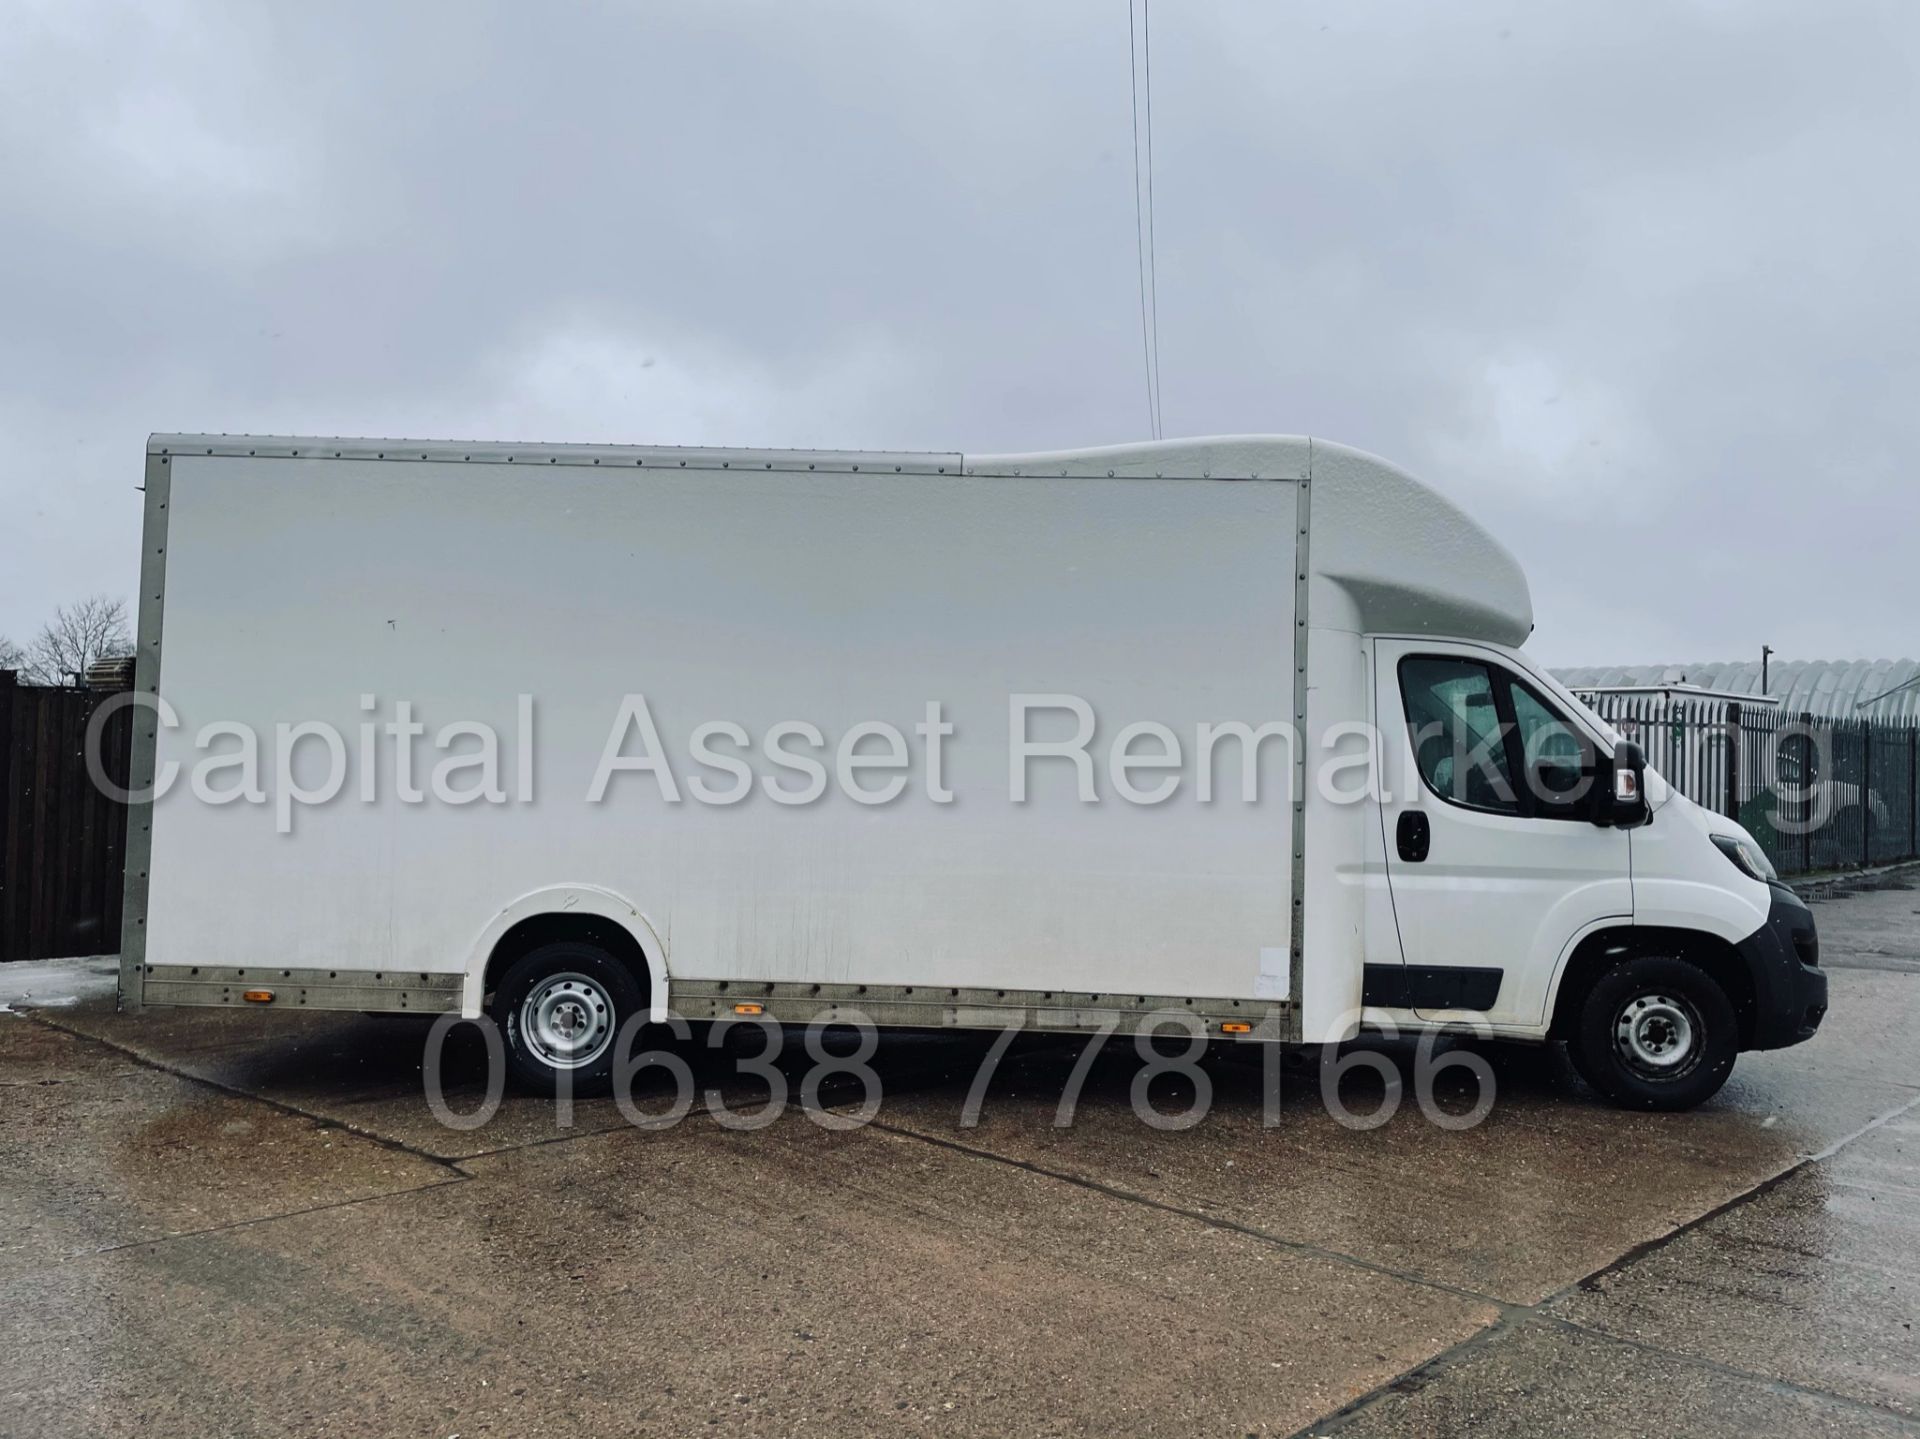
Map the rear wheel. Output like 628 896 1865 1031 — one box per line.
1569 955 1737 1111
491 941 646 1095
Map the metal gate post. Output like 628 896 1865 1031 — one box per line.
1863 720 1873 868
1725 702 1741 819
0 670 13 962
1803 716 1814 874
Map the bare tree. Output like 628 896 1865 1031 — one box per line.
0 633 24 673
24 595 133 686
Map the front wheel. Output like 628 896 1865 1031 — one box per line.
1569 956 1737 1111
491 941 646 1095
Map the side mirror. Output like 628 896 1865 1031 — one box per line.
1591 740 1649 828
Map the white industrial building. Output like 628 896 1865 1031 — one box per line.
1554 660 1920 723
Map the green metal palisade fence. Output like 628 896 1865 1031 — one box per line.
1579 690 1920 876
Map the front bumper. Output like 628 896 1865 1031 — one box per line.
1736 883 1828 1050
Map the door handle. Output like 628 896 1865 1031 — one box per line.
1396 810 1431 863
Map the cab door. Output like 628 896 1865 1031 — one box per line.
1373 639 1631 1028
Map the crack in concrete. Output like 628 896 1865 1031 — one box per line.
1285 1085 1920 1436
22 998 1920 1432
866 1118 1519 1314
24 1011 473 1177
77 1177 476 1263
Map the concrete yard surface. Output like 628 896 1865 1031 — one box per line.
3 885 1919 1437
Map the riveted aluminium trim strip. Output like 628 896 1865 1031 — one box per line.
118 451 171 1013
672 978 1298 1039
147 434 966 476
141 964 463 1014
133 967 1297 1032
144 435 1292 483
1290 457 1313 1008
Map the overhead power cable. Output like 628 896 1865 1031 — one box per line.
1127 0 1164 440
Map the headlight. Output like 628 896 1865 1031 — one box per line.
1711 832 1776 883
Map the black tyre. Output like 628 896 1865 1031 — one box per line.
491 941 646 1095
1569 955 1737 1111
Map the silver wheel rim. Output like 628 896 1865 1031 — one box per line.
519 972 616 1070
1613 992 1699 1077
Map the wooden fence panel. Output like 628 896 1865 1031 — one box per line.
0 674 133 963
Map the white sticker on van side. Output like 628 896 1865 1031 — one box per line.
1254 946 1290 1001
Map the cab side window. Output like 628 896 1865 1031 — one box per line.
1510 679 1592 813
1399 657 1595 819
1398 656 1520 813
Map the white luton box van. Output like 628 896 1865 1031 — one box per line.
119 433 1826 1110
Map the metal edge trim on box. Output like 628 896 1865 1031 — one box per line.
672 979 1298 1039
118 452 171 1013
135 969 1299 1035
141 964 464 1013
145 434 1271 483
1290 448 1313 1009
148 435 966 475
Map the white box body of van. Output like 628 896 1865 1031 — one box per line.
118 433 1825 1094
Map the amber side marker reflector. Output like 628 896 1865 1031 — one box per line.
1219 1021 1253 1034
733 1002 765 1015
242 990 275 1004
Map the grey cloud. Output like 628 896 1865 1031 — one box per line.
4 0 1917 667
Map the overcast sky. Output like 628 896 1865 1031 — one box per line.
4 0 1917 668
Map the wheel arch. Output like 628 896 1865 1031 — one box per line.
1546 924 1759 1049
461 885 668 1021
